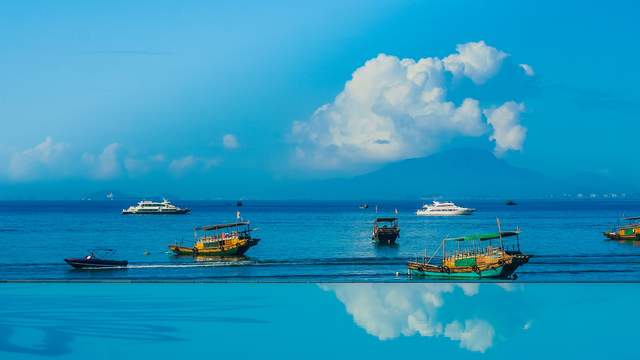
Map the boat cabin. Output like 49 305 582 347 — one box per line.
195 221 253 247
439 231 521 268
605 216 640 240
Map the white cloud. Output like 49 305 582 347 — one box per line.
222 134 239 150
519 63 535 76
485 101 527 155
320 284 455 340
82 143 122 180
124 153 165 176
169 155 197 175
444 319 495 353
169 155 220 176
291 41 526 170
444 41 508 84
7 136 71 181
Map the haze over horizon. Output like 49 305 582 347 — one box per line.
2 1 639 199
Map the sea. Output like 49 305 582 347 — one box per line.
1 199 639 282
1 283 639 359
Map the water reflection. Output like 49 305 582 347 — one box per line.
321 283 527 353
0 286 268 357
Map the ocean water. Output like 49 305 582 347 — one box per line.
1 283 638 359
1 199 639 281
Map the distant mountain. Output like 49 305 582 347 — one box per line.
305 148 555 199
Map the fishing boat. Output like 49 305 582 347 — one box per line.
372 217 400 245
169 220 260 256
505 200 517 206
407 220 530 279
604 216 640 241
416 201 475 216
64 250 128 269
359 204 369 209
122 199 190 215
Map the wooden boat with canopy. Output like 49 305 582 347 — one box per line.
372 217 400 245
169 221 260 256
408 220 530 279
604 216 640 241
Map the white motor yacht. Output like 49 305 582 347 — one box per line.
122 199 190 215
416 201 475 216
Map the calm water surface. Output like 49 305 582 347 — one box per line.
0 283 638 359
1 200 639 281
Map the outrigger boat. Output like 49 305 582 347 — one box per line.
408 219 530 279
64 249 128 269
169 221 260 256
604 216 640 241
372 217 400 245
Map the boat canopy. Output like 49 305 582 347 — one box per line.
196 221 250 231
445 231 520 242
624 216 640 221
375 217 398 222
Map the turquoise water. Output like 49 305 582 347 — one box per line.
1 283 638 359
1 200 640 281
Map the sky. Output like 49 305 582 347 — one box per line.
1 0 639 199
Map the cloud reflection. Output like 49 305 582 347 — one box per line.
321 284 517 353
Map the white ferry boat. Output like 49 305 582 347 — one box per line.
416 201 475 216
122 199 191 215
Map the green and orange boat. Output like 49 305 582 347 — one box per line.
604 216 640 241
408 220 530 279
169 221 260 256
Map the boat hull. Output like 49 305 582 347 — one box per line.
64 258 128 269
372 231 399 245
604 231 640 241
122 208 191 215
408 254 529 279
408 265 508 278
169 239 260 256
416 209 475 216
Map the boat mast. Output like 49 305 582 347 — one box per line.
496 218 504 249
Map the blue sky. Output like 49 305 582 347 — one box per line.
1 0 639 198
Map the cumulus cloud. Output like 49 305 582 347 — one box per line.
169 155 219 176
291 41 527 170
444 41 508 84
124 153 166 176
485 101 526 155
519 63 535 76
82 143 123 180
7 137 71 181
444 319 495 353
320 284 453 340
321 283 499 353
222 134 239 150
3 138 221 182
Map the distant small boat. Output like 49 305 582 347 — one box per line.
236 201 243 207
416 201 475 216
372 217 400 245
122 199 190 215
359 204 369 209
64 250 128 269
505 200 517 206
604 216 640 241
169 220 260 256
